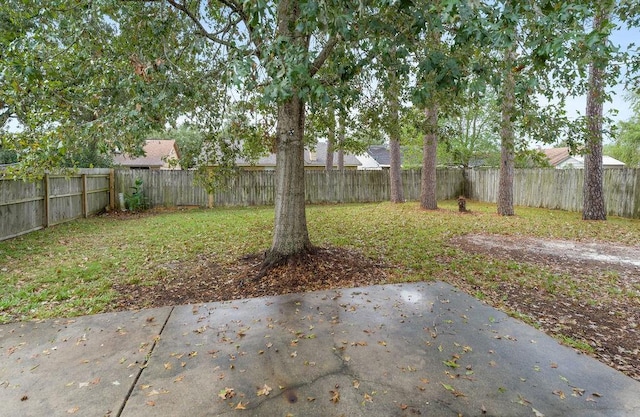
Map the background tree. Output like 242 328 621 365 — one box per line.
605 96 640 167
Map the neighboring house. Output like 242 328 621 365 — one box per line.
356 145 407 170
113 140 181 170
225 141 361 170
542 147 625 169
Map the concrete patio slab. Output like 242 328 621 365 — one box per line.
0 307 172 417
1 282 638 417
118 282 640 417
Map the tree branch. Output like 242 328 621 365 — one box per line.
165 0 236 49
309 35 341 77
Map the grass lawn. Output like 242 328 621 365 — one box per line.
1 200 638 324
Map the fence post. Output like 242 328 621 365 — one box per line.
43 174 50 228
109 169 115 210
82 173 88 218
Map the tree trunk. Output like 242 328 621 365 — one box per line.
325 106 335 171
388 76 404 203
266 95 313 265
337 112 345 171
583 9 607 221
420 103 438 210
263 0 313 268
497 47 516 216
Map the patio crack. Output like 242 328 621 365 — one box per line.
115 306 175 417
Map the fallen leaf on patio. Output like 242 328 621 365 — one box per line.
307 397 316 402
441 383 465 397
443 360 459 369
592 392 602 397
378 341 387 346
531 407 544 417
174 375 185 383
146 401 155 407
218 387 235 400
552 390 566 399
550 363 558 368
330 389 340 403
400 404 408 410
352 379 360 389
363 393 373 403
67 406 79 414
235 401 247 410
257 384 272 396
164 362 172 370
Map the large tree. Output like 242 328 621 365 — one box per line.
582 5 611 220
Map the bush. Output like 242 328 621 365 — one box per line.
124 178 148 212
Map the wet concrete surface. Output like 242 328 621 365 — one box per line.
1 282 639 416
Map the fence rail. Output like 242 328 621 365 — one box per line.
0 168 112 241
2 167 638 242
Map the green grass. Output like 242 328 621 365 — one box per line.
0 200 638 323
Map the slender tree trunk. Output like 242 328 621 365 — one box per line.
325 106 335 171
497 47 516 216
421 103 438 209
337 112 345 171
583 9 607 221
388 72 404 203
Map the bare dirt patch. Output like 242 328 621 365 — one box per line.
449 234 640 381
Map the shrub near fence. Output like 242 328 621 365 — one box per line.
0 168 112 241
465 168 640 219
113 168 466 209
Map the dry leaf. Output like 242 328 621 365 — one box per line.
66 406 79 414
552 390 566 399
257 384 272 396
235 401 247 410
218 387 235 400
330 389 340 403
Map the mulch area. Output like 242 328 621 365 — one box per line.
110 247 393 312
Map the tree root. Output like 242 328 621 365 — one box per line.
253 245 317 281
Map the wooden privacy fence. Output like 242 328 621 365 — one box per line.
3 167 639 242
113 168 466 208
0 168 112 241
465 168 640 219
